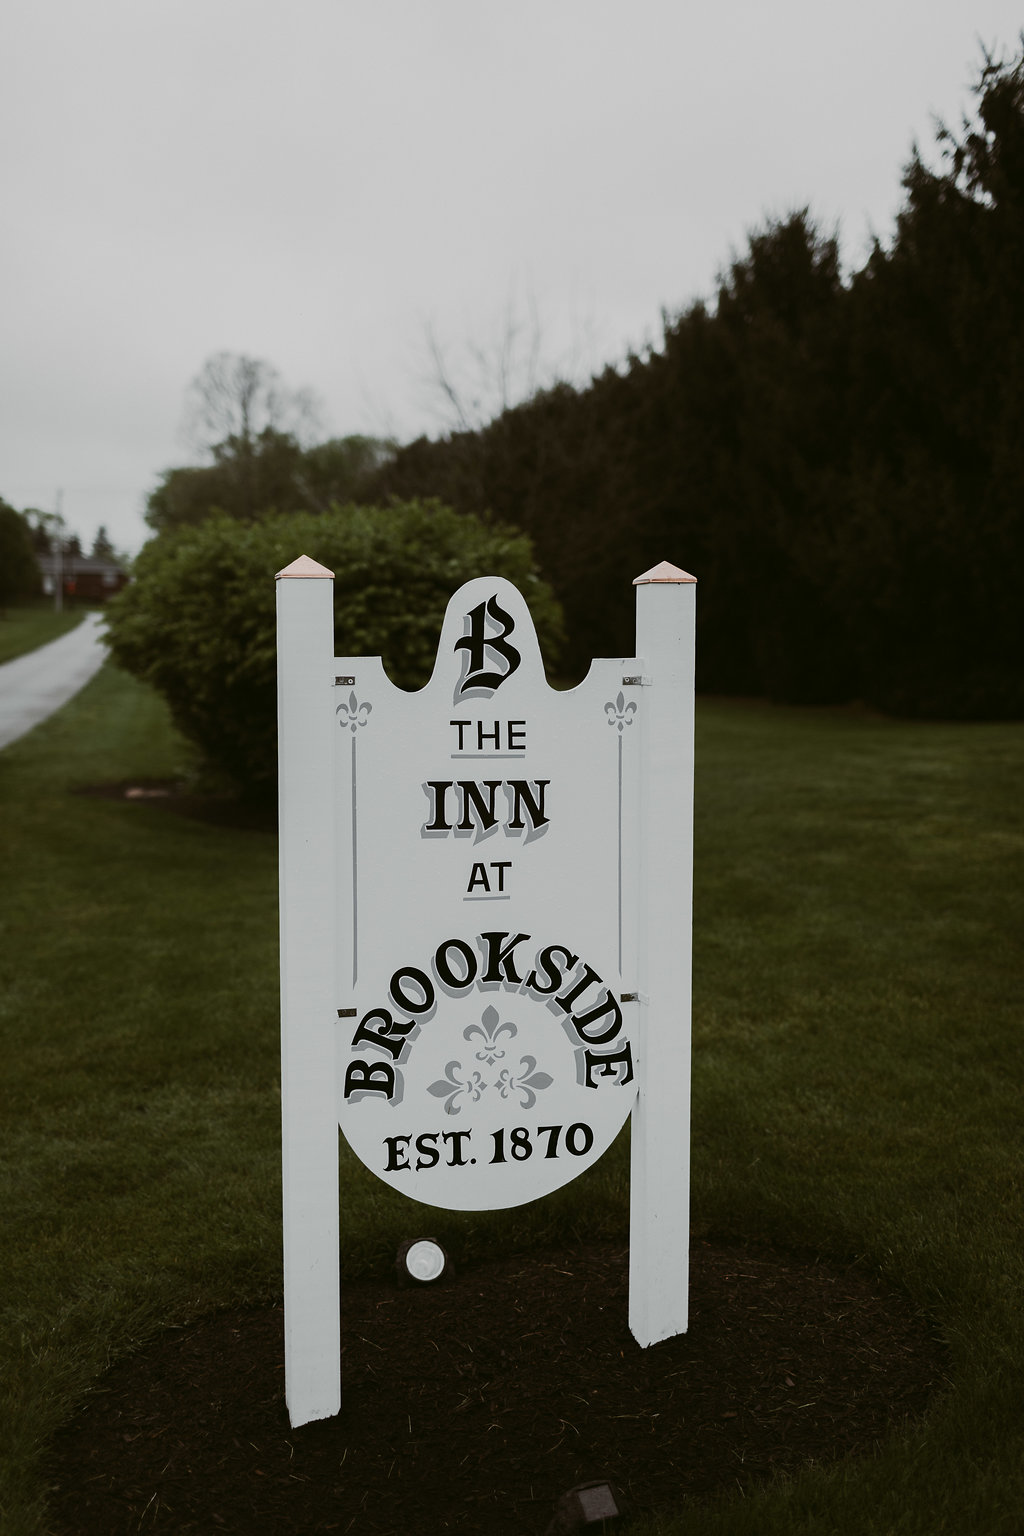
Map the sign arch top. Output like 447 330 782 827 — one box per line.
428 575 549 702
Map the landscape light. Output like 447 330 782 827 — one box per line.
396 1238 451 1285
546 1480 624 1533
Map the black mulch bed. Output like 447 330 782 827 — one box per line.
45 1240 947 1535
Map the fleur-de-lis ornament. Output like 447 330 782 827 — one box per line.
463 1004 517 1066
426 1061 486 1117
605 691 637 733
495 1056 554 1111
336 691 372 733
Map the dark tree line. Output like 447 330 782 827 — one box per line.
359 45 1024 716
0 499 39 610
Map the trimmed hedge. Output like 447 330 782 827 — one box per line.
105 501 563 792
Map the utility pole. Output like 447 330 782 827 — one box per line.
53 490 64 613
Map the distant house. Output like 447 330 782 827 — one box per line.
36 552 128 604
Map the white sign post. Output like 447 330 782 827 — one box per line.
629 563 696 1346
277 556 341 1428
277 556 695 1427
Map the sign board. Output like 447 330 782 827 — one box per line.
335 577 639 1210
277 557 695 1428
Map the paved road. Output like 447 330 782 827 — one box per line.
0 613 108 750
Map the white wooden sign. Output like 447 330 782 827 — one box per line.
336 575 639 1211
277 558 695 1428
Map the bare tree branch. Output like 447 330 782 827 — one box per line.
181 352 325 456
419 288 605 434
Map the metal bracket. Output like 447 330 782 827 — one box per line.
337 1007 357 1018
620 991 649 1005
335 676 355 687
622 674 651 686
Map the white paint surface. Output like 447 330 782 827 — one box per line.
277 568 341 1428
335 578 640 1210
629 576 696 1347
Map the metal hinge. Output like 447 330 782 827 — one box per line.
335 676 355 686
622 674 651 686
337 1007 357 1018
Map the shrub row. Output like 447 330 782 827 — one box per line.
105 501 563 792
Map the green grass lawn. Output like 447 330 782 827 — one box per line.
1 667 1022 1534
0 603 91 665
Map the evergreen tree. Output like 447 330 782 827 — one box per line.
365 39 1024 717
841 39 1024 715
90 525 119 562
0 501 40 610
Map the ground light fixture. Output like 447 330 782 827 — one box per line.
396 1237 452 1285
546 1480 625 1532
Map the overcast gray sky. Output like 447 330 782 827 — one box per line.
2 1 1020 556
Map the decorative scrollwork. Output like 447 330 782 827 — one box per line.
426 1006 553 1114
